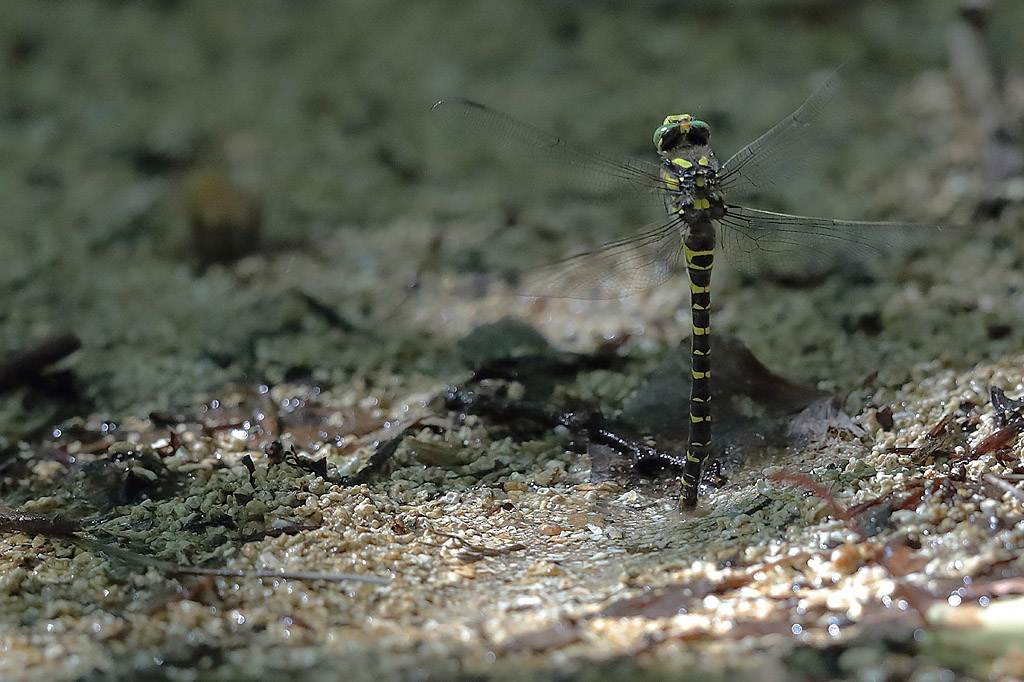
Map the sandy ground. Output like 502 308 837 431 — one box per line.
3 2 1024 680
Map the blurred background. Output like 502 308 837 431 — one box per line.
2 0 1023 433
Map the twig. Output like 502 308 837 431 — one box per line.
983 474 1024 505
443 386 683 470
0 333 81 394
768 470 855 528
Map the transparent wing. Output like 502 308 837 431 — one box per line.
517 216 686 299
718 204 943 278
718 65 851 200
430 98 666 204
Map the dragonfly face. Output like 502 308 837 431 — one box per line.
653 114 711 154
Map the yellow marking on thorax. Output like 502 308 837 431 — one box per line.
693 199 710 210
673 158 693 169
695 177 706 187
698 156 710 166
660 168 680 191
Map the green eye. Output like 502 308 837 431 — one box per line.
686 121 710 145
653 125 667 144
654 124 683 152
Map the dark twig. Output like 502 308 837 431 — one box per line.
769 470 857 533
0 506 82 537
292 290 358 332
442 386 682 470
990 386 1024 426
340 423 422 485
0 333 81 394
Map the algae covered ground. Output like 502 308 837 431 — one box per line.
3 2 1024 680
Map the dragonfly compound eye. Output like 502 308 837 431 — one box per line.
654 124 684 154
686 121 710 146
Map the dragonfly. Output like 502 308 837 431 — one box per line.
431 69 940 509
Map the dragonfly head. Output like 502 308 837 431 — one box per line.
653 114 711 156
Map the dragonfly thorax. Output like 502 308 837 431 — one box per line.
659 148 724 222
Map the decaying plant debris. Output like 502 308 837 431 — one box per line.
3 319 1024 680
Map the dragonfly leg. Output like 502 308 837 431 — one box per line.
681 225 714 509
